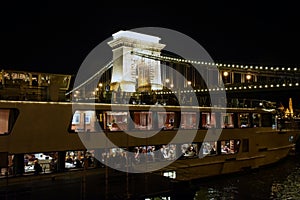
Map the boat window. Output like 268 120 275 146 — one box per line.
221 140 240 154
0 108 19 135
133 112 153 130
24 152 58 173
239 113 250 128
70 110 97 132
104 111 128 131
102 148 127 169
252 113 261 127
221 113 234 128
131 144 177 163
181 143 198 158
201 112 216 128
201 141 217 156
157 112 175 130
181 112 198 129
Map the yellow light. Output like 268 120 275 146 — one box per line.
246 74 251 80
223 71 229 77
187 81 192 85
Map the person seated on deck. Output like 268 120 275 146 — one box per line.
210 145 217 155
33 160 42 175
222 145 230 154
162 123 174 130
185 145 196 157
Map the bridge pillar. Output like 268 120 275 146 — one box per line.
108 30 165 93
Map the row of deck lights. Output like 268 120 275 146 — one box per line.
74 80 300 98
135 52 299 72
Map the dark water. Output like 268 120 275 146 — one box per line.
149 154 300 200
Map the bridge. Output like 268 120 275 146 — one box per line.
1 30 299 108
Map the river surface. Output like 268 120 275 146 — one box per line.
148 154 300 200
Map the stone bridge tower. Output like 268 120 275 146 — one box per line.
108 30 165 93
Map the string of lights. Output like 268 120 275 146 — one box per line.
132 51 300 74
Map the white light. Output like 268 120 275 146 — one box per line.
223 71 229 77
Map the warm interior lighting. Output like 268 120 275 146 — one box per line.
187 81 192 85
246 74 252 80
223 71 229 77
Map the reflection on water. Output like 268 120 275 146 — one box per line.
147 154 300 200
270 165 300 199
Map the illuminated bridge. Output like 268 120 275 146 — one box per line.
1 30 299 107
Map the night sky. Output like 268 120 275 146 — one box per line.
0 1 299 84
